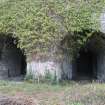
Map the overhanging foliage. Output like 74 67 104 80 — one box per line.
0 0 105 56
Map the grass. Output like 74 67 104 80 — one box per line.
0 80 105 105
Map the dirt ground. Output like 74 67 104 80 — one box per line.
0 81 105 105
0 95 38 105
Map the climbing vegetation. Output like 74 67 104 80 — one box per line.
0 0 104 56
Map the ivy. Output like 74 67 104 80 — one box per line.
0 0 104 56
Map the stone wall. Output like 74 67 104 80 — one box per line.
26 44 105 82
27 59 62 81
97 51 105 81
61 52 72 80
26 51 73 81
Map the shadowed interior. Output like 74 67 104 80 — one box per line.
75 48 97 80
0 35 26 79
73 34 103 80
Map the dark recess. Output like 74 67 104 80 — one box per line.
74 48 97 80
0 35 27 78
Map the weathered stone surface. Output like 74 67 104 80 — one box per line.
61 52 72 80
97 52 105 81
26 51 73 81
27 60 62 80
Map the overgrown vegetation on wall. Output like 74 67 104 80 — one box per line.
0 0 105 56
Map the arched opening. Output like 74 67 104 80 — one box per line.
0 35 26 80
73 33 104 80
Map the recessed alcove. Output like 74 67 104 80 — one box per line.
0 35 26 79
75 48 97 80
73 33 105 80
